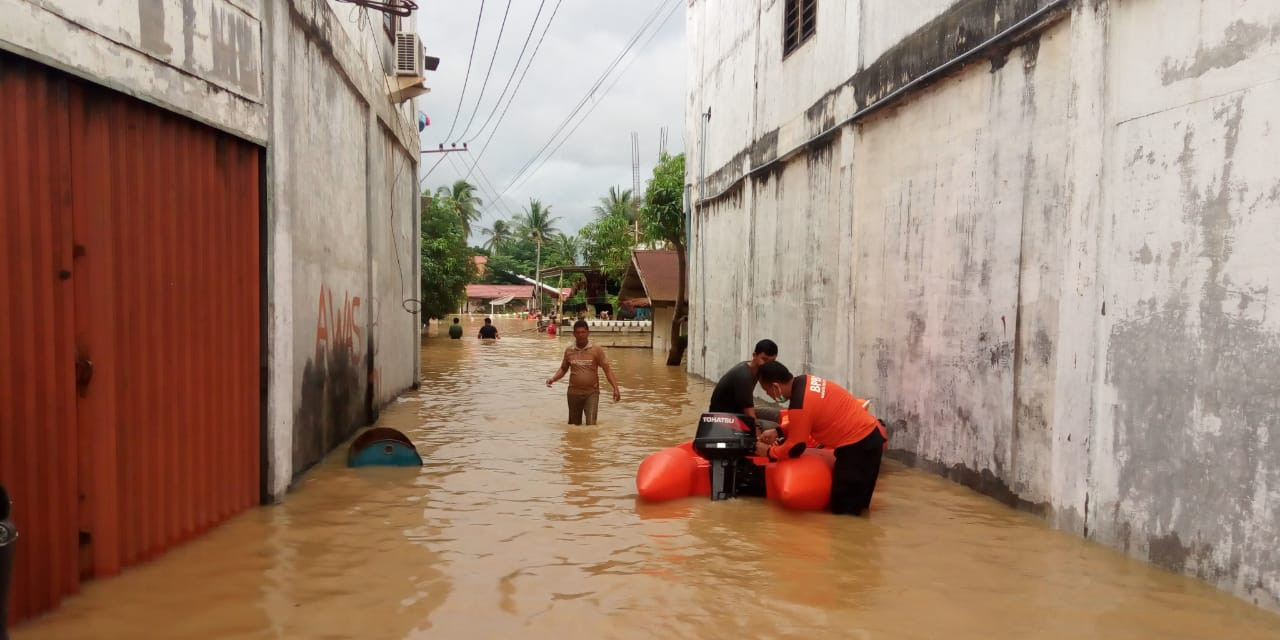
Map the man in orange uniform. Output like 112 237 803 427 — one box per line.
755 361 885 515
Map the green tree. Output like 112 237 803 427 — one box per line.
420 190 477 320
481 218 513 256
546 232 581 267
592 186 638 227
515 199 560 310
639 153 687 366
435 179 483 238
579 213 634 281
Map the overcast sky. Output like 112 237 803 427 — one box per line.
414 0 686 245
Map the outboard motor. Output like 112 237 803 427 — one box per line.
0 484 15 640
691 412 757 501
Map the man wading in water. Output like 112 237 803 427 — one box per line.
708 339 782 442
546 320 621 425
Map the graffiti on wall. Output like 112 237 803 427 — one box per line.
294 284 374 477
315 285 362 364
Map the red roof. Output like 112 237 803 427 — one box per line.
631 250 681 303
466 284 534 300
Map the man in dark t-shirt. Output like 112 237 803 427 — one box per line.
478 317 499 339
708 339 781 442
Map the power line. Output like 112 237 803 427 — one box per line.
457 0 563 184
455 0 514 142
490 0 675 202
420 152 450 188
465 152 518 218
441 0 486 143
505 0 680 196
445 154 514 246
454 151 515 219
463 0 549 144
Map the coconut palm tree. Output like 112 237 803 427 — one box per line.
435 179 483 237
481 219 513 256
549 232 581 266
593 185 642 244
592 186 637 223
517 199 560 310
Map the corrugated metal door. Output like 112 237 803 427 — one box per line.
0 49 80 628
0 52 261 625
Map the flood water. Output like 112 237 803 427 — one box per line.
14 317 1280 639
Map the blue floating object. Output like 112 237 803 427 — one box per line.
347 427 423 467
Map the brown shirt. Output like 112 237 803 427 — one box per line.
562 342 606 395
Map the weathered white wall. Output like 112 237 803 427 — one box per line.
652 305 676 356
0 0 423 501
0 0 266 140
368 126 420 405
264 0 422 496
687 0 1280 611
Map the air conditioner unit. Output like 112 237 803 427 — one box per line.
395 32 423 77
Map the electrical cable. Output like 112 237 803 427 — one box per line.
488 0 675 204
503 0 680 197
461 0 548 144
456 0 563 184
441 0 486 142
454 0 514 142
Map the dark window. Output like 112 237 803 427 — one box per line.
383 12 396 40
783 0 816 57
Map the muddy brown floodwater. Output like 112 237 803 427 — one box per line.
14 317 1280 639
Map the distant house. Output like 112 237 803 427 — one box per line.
464 284 534 314
473 255 488 276
618 250 684 354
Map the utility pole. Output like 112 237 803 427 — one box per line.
631 131 641 245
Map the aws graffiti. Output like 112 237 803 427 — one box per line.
294 284 376 477
314 286 363 365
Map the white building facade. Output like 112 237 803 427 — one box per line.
686 0 1280 610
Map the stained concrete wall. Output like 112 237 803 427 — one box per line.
265 0 422 495
0 0 266 140
0 0 423 500
687 0 1280 610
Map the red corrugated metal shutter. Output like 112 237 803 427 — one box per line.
1 52 261 625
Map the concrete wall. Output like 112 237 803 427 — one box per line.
0 0 423 500
686 0 1280 610
265 0 422 495
0 0 267 140
652 305 677 356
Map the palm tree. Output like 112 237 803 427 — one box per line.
435 179 483 237
593 185 641 244
592 186 636 222
549 232 581 266
481 219 513 256
518 199 560 310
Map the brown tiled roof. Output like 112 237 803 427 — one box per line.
631 250 681 303
465 284 534 299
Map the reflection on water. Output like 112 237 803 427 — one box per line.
15 317 1280 639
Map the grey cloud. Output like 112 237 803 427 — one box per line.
415 0 686 241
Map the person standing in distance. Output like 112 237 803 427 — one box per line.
546 320 621 425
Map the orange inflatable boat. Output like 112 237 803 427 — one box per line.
636 440 836 510
636 412 837 511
